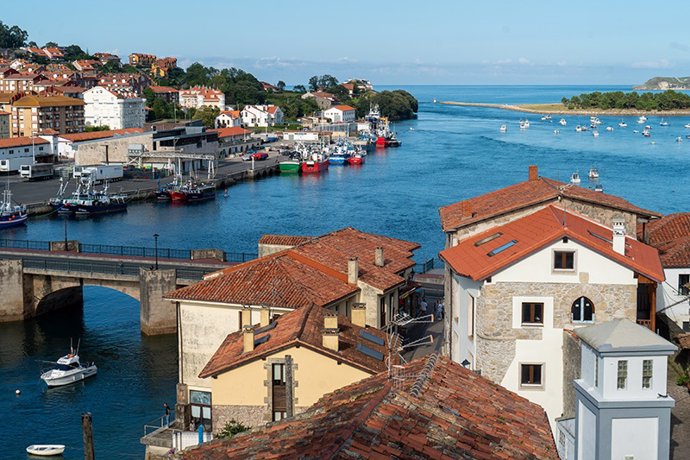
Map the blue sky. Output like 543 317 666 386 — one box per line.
4 0 690 85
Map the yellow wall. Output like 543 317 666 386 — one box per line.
212 345 372 408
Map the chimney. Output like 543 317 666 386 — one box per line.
260 306 271 327
242 326 255 353
528 165 538 181
322 313 339 352
351 303 367 327
612 217 626 255
374 247 385 267
348 257 359 285
241 306 252 328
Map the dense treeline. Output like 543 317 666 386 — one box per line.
561 90 690 111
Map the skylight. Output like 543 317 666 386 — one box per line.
587 230 612 244
356 343 384 361
359 329 385 346
474 232 503 247
254 334 270 347
487 240 517 257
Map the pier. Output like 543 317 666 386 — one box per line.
0 238 256 334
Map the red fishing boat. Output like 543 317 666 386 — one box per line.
347 153 365 165
301 156 329 174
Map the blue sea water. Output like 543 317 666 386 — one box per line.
1 85 689 458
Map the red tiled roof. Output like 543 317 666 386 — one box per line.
199 304 391 378
266 105 279 114
0 136 49 148
148 85 178 94
219 110 240 118
332 104 355 111
209 126 250 138
440 205 664 282
59 128 144 142
258 234 313 246
645 213 690 267
182 355 558 460
439 167 661 232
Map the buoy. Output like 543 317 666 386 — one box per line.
15 389 21 395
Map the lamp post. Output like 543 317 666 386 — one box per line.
153 233 159 270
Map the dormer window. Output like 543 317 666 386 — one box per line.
572 297 594 322
553 250 575 270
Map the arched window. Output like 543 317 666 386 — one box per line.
572 297 594 322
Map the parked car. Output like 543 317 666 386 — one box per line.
251 152 269 161
241 152 253 161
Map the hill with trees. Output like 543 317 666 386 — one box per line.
561 90 690 111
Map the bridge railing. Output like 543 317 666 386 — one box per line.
0 238 51 251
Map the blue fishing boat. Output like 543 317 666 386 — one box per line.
0 188 28 228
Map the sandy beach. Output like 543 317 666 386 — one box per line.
440 101 690 116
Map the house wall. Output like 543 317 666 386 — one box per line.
658 266 690 330
600 354 669 401
210 345 371 428
449 274 481 365
576 401 596 460
84 87 145 130
611 417 658 460
74 132 153 165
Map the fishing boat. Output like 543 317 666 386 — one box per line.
40 341 97 387
49 178 69 211
328 152 350 165
570 171 581 185
347 153 365 165
499 124 507 133
0 188 28 229
72 182 127 217
171 179 216 202
588 167 599 180
559 118 567 126
279 159 301 173
301 156 329 174
618 121 627 128
26 445 66 456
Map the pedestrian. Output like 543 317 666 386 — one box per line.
419 298 428 317
436 301 444 321
163 402 171 426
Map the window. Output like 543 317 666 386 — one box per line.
572 297 594 322
642 359 653 389
272 410 287 422
272 363 285 386
683 321 690 332
520 364 543 386
189 390 212 431
617 360 628 389
679 274 690 296
554 251 575 270
521 302 544 325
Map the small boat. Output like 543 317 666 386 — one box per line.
659 119 669 127
559 118 567 126
570 171 581 185
605 126 614 132
676 136 683 143
575 125 582 132
328 152 351 165
618 121 627 128
684 123 690 129
553 129 560 135
642 130 651 137
40 341 97 387
499 124 507 133
541 114 552 121
0 188 28 229
592 130 599 137
637 115 647 124
645 125 652 130
519 119 530 129
590 116 602 125
588 167 599 180
347 153 365 165
594 183 604 193
633 129 639 134
26 445 66 456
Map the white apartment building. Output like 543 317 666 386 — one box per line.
240 105 283 127
178 87 225 110
83 86 145 130
323 105 356 123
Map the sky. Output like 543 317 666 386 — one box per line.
4 0 690 86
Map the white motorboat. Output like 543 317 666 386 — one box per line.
588 167 599 180
575 125 582 132
592 130 599 137
519 119 530 129
570 171 581 185
659 119 669 127
499 124 507 133
642 129 651 138
684 123 690 129
618 121 627 128
637 115 647 124
26 445 65 456
594 183 604 193
553 129 560 135
559 118 567 126
40 342 97 387
541 114 552 121
605 126 614 132
590 116 602 125
676 136 683 143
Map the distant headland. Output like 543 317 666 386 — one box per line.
634 76 690 91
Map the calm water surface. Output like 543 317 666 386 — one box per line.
2 85 689 458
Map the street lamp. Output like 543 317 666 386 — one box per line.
153 233 159 270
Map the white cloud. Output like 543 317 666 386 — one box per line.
631 59 671 69
517 57 530 65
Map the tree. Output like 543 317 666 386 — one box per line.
215 419 249 439
317 74 338 89
293 84 306 93
0 22 28 48
276 80 286 91
192 106 220 128
44 41 59 48
371 90 418 120
63 44 91 61
308 75 319 92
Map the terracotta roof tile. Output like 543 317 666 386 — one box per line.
645 213 690 267
199 305 392 378
258 234 313 246
182 355 558 460
209 126 250 138
439 167 660 232
331 104 355 111
0 136 49 149
12 94 84 107
440 205 664 282
59 128 144 142
148 85 178 93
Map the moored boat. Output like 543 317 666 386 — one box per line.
588 167 599 180
559 118 567 126
618 120 627 128
279 160 301 173
499 124 507 133
0 188 28 229
570 171 581 185
26 445 66 456
347 153 365 165
328 152 350 165
40 342 97 387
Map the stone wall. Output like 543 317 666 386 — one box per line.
75 132 153 165
191 249 225 262
562 331 581 418
475 281 636 384
139 268 178 335
561 198 638 237
0 259 27 322
212 404 266 430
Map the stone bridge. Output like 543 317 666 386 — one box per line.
0 239 255 335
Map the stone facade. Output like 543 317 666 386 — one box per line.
475 281 637 384
562 331 581 418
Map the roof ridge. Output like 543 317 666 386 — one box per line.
409 354 439 397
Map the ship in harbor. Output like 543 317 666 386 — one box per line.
57 179 127 217
0 188 28 229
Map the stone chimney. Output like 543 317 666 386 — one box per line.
528 165 539 181
242 325 255 353
260 306 271 327
322 312 339 352
351 303 367 327
374 247 385 267
241 306 252 328
348 257 359 285
612 216 626 255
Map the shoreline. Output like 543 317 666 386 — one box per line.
440 101 690 117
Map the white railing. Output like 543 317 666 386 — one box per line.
143 412 174 436
172 430 214 450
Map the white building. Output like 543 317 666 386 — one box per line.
178 87 225 111
0 136 52 172
214 110 241 128
645 213 690 331
240 105 283 127
323 105 356 123
439 206 665 434
83 86 145 130
560 319 676 460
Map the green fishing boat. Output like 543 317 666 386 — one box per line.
279 160 301 173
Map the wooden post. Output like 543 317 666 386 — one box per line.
82 412 95 460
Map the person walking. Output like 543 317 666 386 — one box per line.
419 298 428 317
436 301 444 321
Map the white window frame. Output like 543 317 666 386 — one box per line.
519 363 545 389
552 249 576 272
